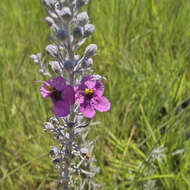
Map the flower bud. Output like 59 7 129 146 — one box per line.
84 44 97 57
58 7 72 21
73 26 83 40
45 44 58 57
42 0 57 8
55 29 68 41
56 135 64 141
45 16 54 27
77 12 89 26
64 60 74 71
81 57 93 68
30 53 42 64
44 122 54 131
50 146 59 156
48 10 58 19
52 158 60 164
30 54 37 60
49 61 63 75
49 116 59 124
84 24 95 37
80 147 88 156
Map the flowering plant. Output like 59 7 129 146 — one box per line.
75 75 110 118
30 0 110 189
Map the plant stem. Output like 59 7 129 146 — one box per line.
61 20 75 190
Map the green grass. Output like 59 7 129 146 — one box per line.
1 0 190 189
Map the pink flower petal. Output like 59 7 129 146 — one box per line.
80 100 96 118
62 85 75 105
75 92 85 104
53 101 70 117
81 75 96 89
40 84 52 98
94 80 104 96
92 96 111 112
49 76 66 91
74 85 85 104
74 85 80 92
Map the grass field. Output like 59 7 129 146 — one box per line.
1 0 190 189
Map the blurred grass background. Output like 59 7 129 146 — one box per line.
1 0 190 189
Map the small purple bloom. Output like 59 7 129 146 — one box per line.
40 76 75 117
75 75 111 118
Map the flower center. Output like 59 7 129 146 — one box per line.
45 86 62 101
85 88 93 99
51 90 62 101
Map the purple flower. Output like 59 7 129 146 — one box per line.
40 76 75 117
75 75 111 118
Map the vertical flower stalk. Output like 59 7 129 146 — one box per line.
30 0 110 189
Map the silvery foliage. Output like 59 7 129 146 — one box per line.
143 180 158 190
150 145 167 163
30 0 100 189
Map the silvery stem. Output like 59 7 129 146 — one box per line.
61 21 75 190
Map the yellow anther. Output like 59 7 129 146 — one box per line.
85 88 93 95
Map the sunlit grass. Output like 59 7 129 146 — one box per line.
1 0 190 189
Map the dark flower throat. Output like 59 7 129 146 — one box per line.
51 90 62 101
